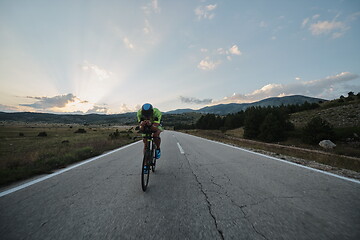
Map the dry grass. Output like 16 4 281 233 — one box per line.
182 129 360 172
0 124 137 186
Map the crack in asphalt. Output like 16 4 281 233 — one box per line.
197 162 271 240
180 140 268 240
183 153 224 240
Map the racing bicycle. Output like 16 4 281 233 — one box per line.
140 127 157 191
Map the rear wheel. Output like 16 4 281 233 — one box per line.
141 151 150 191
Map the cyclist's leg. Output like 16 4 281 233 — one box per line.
152 129 161 149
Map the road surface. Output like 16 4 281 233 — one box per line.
1 131 359 239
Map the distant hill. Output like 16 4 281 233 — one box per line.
165 108 194 114
0 95 325 125
168 95 326 115
0 112 137 125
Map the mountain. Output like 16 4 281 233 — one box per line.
0 95 326 125
168 95 326 115
165 108 195 114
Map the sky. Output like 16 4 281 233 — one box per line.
0 0 359 114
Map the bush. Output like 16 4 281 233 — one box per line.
109 129 120 139
302 117 335 144
38 132 47 137
74 128 86 133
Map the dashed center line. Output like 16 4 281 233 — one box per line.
177 142 185 154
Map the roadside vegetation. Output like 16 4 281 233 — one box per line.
0 124 136 186
178 92 360 172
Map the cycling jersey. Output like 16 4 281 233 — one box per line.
137 108 162 124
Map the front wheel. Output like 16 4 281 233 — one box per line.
141 152 150 191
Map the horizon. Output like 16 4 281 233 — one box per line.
0 94 335 115
1 1 359 114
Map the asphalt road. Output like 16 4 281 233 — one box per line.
1 131 359 240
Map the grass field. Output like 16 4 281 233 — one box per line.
0 123 137 186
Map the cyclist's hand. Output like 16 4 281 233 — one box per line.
144 120 152 126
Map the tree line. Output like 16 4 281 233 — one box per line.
175 101 321 141
175 92 360 144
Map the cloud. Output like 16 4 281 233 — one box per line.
123 37 135 49
180 96 212 104
81 61 113 81
86 105 108 114
229 45 241 55
348 11 360 21
212 72 359 105
143 0 160 15
0 104 19 112
21 94 77 109
217 48 226 55
197 57 221 71
312 14 320 20
302 18 310 28
303 13 358 39
143 19 152 34
195 4 217 20
259 21 267 28
119 104 137 113
309 20 347 38
199 44 242 68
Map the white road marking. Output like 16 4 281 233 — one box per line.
0 141 141 198
177 142 185 154
175 132 360 184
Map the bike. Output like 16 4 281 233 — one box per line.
140 127 157 192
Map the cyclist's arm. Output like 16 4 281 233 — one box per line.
137 109 143 123
153 108 162 124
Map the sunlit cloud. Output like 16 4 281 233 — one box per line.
86 105 108 114
211 72 359 105
17 93 112 114
195 4 217 20
180 96 212 104
309 20 347 38
302 13 357 39
81 61 113 81
199 44 242 68
123 37 135 49
229 45 241 55
197 57 221 71
0 104 19 112
21 94 77 109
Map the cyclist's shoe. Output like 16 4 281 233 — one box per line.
143 165 149 174
155 149 161 159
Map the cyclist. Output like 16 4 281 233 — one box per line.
137 103 163 159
